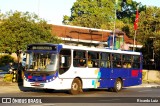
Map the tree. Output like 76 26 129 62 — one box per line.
0 11 62 53
115 0 146 37
63 0 146 32
63 0 116 30
137 6 160 65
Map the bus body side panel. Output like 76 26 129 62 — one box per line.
110 68 129 78
43 78 73 90
23 66 142 90
23 78 73 90
97 68 142 88
124 69 142 87
97 68 129 88
59 67 116 89
80 67 128 88
59 67 103 89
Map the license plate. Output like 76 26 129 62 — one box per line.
34 82 40 86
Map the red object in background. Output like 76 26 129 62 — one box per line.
134 10 139 30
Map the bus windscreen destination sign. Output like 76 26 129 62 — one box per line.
28 45 57 50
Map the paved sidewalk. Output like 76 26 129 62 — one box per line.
0 80 34 94
127 82 160 88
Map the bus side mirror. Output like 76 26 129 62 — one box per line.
61 56 65 64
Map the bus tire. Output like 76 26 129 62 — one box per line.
113 78 122 92
70 78 82 95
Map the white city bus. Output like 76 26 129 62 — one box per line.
23 43 142 94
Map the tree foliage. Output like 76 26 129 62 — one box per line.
116 0 146 37
0 55 14 66
63 0 145 32
63 0 116 30
137 6 160 61
0 11 61 53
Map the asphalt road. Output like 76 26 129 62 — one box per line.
0 83 160 96
0 87 160 97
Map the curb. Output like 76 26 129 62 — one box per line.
127 84 160 88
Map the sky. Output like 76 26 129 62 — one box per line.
0 0 160 25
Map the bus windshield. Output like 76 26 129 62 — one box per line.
26 52 58 72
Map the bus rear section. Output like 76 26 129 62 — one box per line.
98 52 142 90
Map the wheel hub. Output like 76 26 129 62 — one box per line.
72 83 78 90
116 81 122 90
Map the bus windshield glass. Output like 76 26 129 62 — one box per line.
26 52 58 72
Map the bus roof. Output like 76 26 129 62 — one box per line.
27 43 141 55
61 44 141 55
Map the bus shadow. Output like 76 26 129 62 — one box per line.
17 83 127 95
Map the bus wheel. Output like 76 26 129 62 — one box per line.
113 78 122 92
70 78 82 95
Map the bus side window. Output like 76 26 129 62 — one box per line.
88 54 93 67
88 51 100 68
127 62 131 68
112 53 122 68
73 50 87 67
100 52 110 68
73 55 79 67
132 55 140 68
123 62 127 68
122 55 132 68
101 61 104 67
59 49 71 75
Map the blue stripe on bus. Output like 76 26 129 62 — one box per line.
97 68 142 88
24 71 58 83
